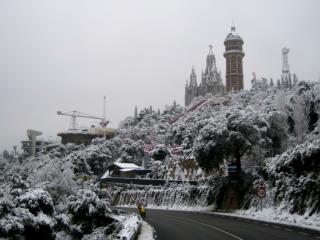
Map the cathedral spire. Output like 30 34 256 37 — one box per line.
208 44 213 55
185 45 224 106
190 66 197 86
192 65 196 74
205 44 217 74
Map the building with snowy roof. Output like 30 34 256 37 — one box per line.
58 127 117 145
101 163 151 179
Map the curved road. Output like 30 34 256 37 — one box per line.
120 208 320 240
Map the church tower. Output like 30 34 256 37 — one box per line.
185 46 224 106
185 67 198 106
224 25 245 92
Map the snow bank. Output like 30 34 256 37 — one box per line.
115 213 141 240
137 221 155 240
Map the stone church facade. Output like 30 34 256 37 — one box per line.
185 46 225 106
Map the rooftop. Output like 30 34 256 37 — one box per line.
225 25 243 42
113 163 142 169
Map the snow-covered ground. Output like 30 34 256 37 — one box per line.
113 213 155 240
137 221 155 240
115 213 141 240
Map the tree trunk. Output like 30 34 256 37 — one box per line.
236 151 241 174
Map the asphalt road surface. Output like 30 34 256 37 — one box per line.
120 208 320 240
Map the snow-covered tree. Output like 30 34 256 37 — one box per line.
292 95 310 144
151 144 169 161
194 107 269 173
2 150 10 160
67 189 114 236
266 111 288 156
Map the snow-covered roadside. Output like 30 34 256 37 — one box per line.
137 221 155 240
212 208 320 232
114 213 141 240
116 205 320 232
113 213 155 240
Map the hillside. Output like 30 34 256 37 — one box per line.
1 81 320 236
114 81 320 228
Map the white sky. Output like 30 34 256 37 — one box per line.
1 0 320 152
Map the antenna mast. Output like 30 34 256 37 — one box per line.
103 96 106 121
282 47 290 73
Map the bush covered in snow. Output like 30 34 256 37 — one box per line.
17 188 54 215
67 189 114 233
0 187 56 239
0 138 138 239
0 183 119 239
266 138 320 215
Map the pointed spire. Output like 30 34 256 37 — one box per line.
190 66 197 87
231 19 236 32
192 65 195 74
208 44 213 55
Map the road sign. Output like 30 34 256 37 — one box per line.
256 188 266 198
256 181 266 211
144 144 155 153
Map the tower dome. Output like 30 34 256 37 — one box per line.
224 25 243 43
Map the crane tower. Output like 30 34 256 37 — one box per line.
57 110 105 130
57 96 109 130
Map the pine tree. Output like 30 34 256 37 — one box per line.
292 95 310 144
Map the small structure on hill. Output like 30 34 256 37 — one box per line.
21 129 56 157
58 127 116 145
101 163 151 179
57 97 116 145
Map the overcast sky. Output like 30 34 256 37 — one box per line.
1 0 320 152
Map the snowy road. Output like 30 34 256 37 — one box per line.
119 208 320 240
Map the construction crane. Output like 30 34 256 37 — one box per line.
57 110 104 130
57 96 109 130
